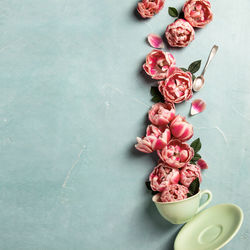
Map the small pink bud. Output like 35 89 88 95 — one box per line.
197 158 208 169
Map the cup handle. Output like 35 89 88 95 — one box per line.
197 190 212 213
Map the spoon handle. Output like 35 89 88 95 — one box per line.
201 45 219 77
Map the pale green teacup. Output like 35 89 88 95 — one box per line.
152 190 212 224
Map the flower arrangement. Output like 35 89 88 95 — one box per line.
136 99 207 202
134 0 213 203
137 0 213 47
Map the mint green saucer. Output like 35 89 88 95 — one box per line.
174 204 243 250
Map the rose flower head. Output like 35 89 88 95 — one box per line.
149 162 180 192
137 0 165 18
183 0 213 28
143 50 176 80
165 19 195 47
158 67 193 104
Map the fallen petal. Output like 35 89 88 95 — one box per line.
147 34 164 49
190 99 206 115
197 159 208 169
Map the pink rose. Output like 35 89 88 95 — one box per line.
148 102 175 126
135 125 171 153
160 184 189 202
170 115 193 141
143 50 176 80
180 164 202 187
165 19 195 47
158 67 193 104
137 0 165 19
183 0 213 28
149 162 180 192
158 139 194 168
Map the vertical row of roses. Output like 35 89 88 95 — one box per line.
135 49 208 202
137 0 213 48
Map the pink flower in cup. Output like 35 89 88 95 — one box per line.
148 102 175 126
180 164 202 187
183 0 213 28
158 67 193 104
143 50 176 80
160 184 189 202
165 19 195 47
135 125 171 153
158 139 194 168
170 115 193 141
137 0 165 19
149 162 180 192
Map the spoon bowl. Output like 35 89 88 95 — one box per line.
193 76 205 92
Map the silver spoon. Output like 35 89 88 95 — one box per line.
192 45 219 92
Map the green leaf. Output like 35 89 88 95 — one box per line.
150 86 159 96
191 153 201 163
188 177 200 196
187 192 193 198
145 181 159 195
151 95 162 103
178 11 184 19
168 7 179 17
180 67 188 72
145 181 152 191
190 138 202 153
150 86 164 103
152 190 159 195
188 60 201 74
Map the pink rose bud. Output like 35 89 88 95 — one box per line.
149 162 180 192
160 184 189 202
143 50 176 80
158 67 193 104
157 139 194 168
135 125 171 153
137 0 165 18
180 164 202 188
197 158 208 169
170 115 193 141
183 0 213 28
165 19 195 47
148 102 175 126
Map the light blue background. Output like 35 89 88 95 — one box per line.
0 0 249 249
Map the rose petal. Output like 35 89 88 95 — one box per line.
147 34 164 49
197 159 208 169
190 99 206 115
